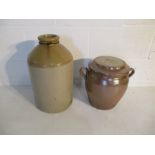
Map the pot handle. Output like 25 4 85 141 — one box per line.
80 67 88 80
128 68 135 77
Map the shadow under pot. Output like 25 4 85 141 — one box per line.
80 56 135 110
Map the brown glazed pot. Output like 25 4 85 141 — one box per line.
80 56 135 110
28 34 73 113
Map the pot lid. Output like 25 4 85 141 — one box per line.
89 56 130 77
94 56 125 71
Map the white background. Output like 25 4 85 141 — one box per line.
0 19 155 87
1 0 155 154
0 20 155 135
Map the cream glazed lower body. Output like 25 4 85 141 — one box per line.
28 62 73 113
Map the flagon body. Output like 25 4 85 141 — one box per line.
28 34 73 113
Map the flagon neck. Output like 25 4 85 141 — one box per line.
38 34 59 44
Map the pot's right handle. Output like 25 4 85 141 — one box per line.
129 68 135 77
80 67 88 80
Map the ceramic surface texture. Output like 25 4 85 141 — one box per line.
80 56 135 110
28 34 73 113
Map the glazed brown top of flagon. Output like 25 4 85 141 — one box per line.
28 34 73 68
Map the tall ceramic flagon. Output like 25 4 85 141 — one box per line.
28 34 73 113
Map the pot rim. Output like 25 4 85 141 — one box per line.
88 56 133 78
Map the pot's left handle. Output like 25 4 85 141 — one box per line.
80 67 88 80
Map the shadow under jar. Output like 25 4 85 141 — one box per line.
80 56 135 110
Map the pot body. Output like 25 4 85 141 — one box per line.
28 34 73 113
80 56 134 110
85 69 128 109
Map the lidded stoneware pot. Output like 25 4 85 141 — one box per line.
28 34 73 113
80 56 135 110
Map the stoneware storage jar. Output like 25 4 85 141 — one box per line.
80 56 135 110
28 34 73 113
